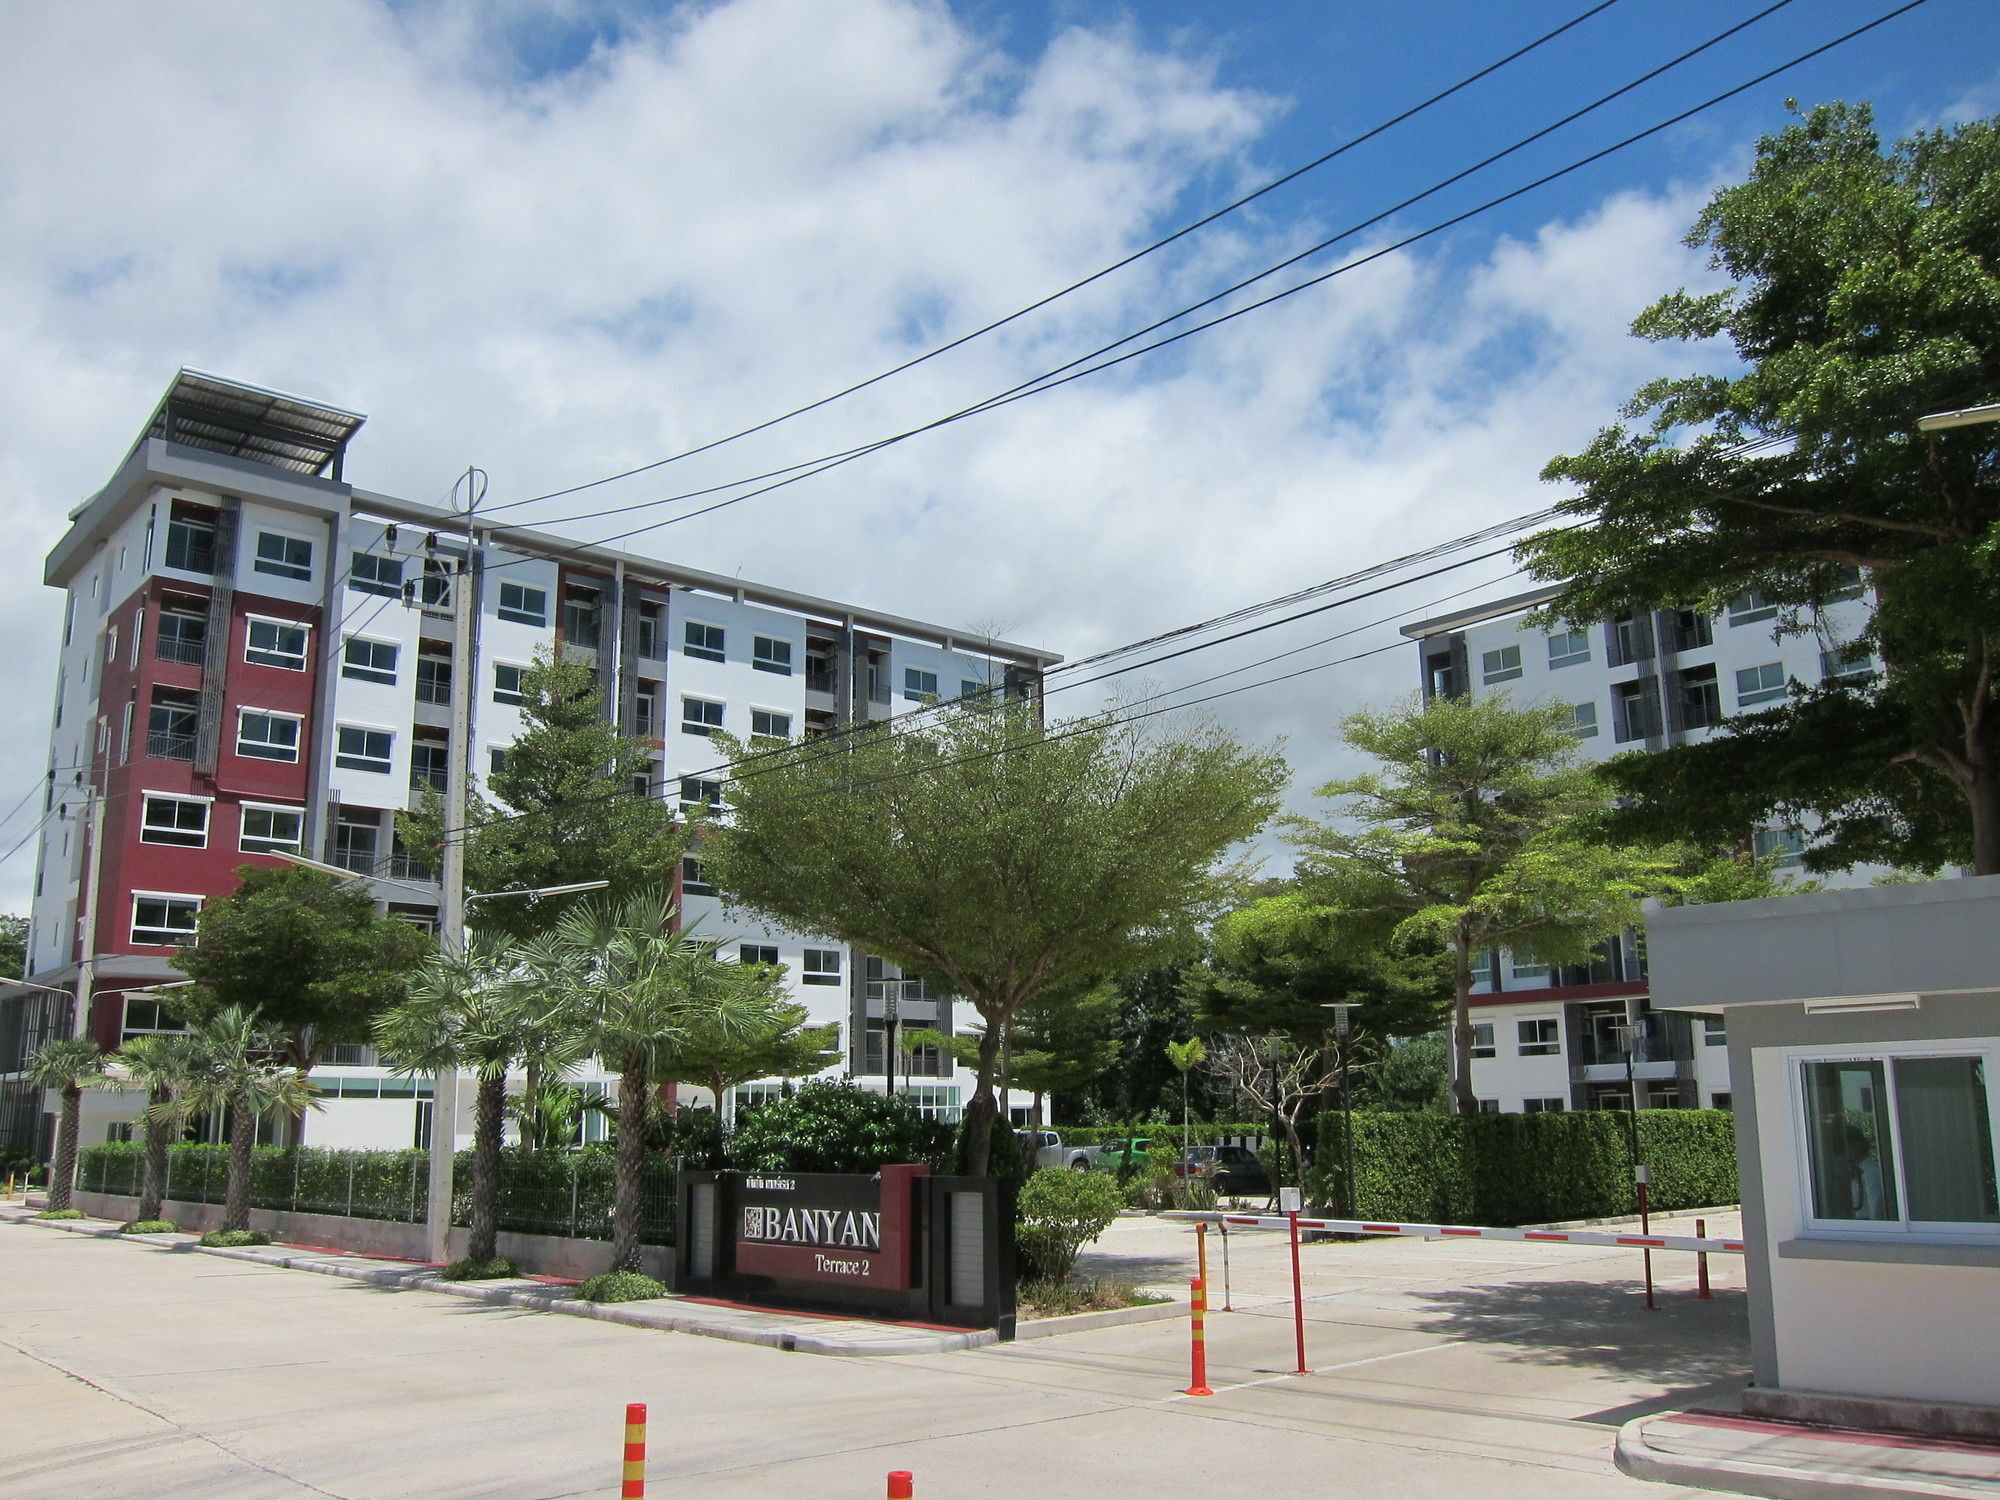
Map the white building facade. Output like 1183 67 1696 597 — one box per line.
2 371 1059 1158
1401 581 1876 1114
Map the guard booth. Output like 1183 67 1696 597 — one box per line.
676 1164 1015 1337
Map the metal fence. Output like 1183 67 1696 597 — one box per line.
77 1145 676 1245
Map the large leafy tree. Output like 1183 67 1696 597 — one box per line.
1288 695 1671 1116
405 651 687 937
173 865 431 1075
699 701 1287 1173
25 1038 111 1211
1520 103 2000 873
654 997 838 1144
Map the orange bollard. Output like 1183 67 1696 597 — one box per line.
1696 1218 1712 1300
621 1403 647 1499
1184 1278 1213 1396
887 1471 914 1498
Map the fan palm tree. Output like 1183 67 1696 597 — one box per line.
524 890 769 1274
25 1038 112 1212
374 932 584 1269
116 1033 206 1222
181 1006 319 1233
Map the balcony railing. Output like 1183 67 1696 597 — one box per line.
156 637 206 665
386 854 437 883
329 846 379 875
146 731 196 760
415 675 451 706
410 765 446 794
805 667 838 694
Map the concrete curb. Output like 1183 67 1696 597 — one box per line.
1011 1297 1185 1341
7 1211 995 1357
1613 1418 1996 1500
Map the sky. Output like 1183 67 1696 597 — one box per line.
0 0 1994 914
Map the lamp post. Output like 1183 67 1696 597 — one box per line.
1916 400 2000 432
1322 1003 1360 1219
1608 1019 1644 1168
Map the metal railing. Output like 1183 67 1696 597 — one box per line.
156 637 206 665
146 731 196 760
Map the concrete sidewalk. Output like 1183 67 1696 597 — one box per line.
1619 1408 2000 1500
5 1206 994 1356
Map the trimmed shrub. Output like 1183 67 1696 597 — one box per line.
120 1219 179 1235
577 1270 666 1303
1017 1167 1123 1282
35 1208 86 1221
200 1228 271 1247
1057 1123 1265 1146
437 1256 517 1281
728 1082 951 1175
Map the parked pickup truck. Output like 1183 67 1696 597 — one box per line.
1015 1130 1097 1170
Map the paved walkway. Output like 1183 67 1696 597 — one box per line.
1620 1409 2000 1499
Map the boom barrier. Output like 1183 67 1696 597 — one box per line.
1159 1211 1744 1255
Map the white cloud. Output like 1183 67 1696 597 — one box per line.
0 0 1726 908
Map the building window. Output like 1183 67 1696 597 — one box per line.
561 584 602 648
1824 566 1866 604
681 856 717 897
415 648 452 706
634 682 662 739
1568 702 1599 739
157 607 207 665
684 621 725 662
410 732 449 793
636 601 665 658
1799 1050 1999 1230
1752 825 1805 868
739 944 779 967
1677 664 1721 730
1510 956 1549 980
1711 1092 1732 1111
1728 590 1778 625
342 638 398 685
1608 613 1649 667
1480 645 1522 684
121 997 188 1041
681 697 724 737
752 636 793 675
131 894 201 946
493 663 527 706
1469 949 1494 985
1669 609 1713 652
349 552 404 598
1470 1022 1495 1060
1821 643 1875 685
164 503 217 574
1477 1099 1500 1114
253 532 313 581
237 710 302 763
239 804 304 855
1736 661 1788 707
1517 1018 1560 1057
419 559 452 611
330 809 380 873
140 794 209 848
1613 680 1660 742
750 709 791 741
1524 1097 1566 1113
148 688 199 759
680 777 722 811
336 726 393 774
1703 1016 1727 1048
960 678 987 700
488 747 510 776
497 582 547 626
904 667 939 701
802 948 842 986
245 618 308 671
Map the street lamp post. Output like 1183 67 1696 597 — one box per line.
1916 401 2000 432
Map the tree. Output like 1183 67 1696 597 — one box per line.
25 1038 110 1211
523 891 771 1274
1165 1036 1206 1166
1519 103 2000 873
1076 963 1208 1123
1288 695 1669 1115
374 933 584 1271
1364 1031 1450 1113
404 651 688 938
116 1034 205 1223
655 997 837 1144
1203 1032 1322 1189
1002 984 1124 1128
1016 1167 1123 1283
0 914 26 979
179 1007 319 1233
700 700 1286 1172
173 865 431 1078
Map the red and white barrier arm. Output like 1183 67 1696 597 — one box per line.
1159 1210 1744 1255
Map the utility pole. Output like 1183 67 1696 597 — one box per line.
70 784 105 1041
424 468 483 1265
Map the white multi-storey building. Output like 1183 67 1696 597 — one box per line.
2 371 1060 1157
1400 580 1876 1114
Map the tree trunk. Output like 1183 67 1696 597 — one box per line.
611 1055 649 1274
224 1090 255 1232
47 1084 82 1212
467 1071 506 1265
1449 935 1478 1117
961 1019 1008 1176
139 1085 171 1222
1970 767 2000 876
519 1060 541 1155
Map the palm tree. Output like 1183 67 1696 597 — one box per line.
525 890 769 1275
374 932 583 1269
25 1038 112 1212
182 1006 319 1233
115 1034 206 1222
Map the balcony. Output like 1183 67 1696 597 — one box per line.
386 853 437 883
410 765 446 795
146 731 195 761
156 636 206 666
806 667 838 695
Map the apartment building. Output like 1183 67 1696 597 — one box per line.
1 370 1059 1158
1400 580 1876 1114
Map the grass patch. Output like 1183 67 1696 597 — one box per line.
577 1270 667 1304
34 1208 86 1221
1017 1277 1170 1319
121 1219 179 1235
437 1256 518 1281
199 1228 271 1248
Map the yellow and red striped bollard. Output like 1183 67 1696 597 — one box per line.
622 1403 647 1499
1184 1277 1213 1396
887 1471 914 1497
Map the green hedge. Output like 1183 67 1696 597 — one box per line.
1053 1123 1266 1146
1313 1109 1737 1226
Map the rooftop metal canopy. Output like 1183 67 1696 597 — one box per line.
138 368 366 479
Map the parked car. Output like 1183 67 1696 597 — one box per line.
1089 1137 1157 1175
1014 1130 1096 1170
1177 1144 1270 1198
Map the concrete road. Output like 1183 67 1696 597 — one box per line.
0 1211 1743 1499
